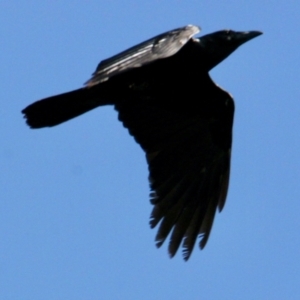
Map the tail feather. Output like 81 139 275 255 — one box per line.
22 86 109 128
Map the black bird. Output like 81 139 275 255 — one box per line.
22 25 262 260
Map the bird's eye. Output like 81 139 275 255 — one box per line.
226 30 233 40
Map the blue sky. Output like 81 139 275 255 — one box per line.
1 1 300 299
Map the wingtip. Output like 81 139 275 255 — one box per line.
185 24 201 35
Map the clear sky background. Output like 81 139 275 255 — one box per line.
1 1 299 299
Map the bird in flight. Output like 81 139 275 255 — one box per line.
22 25 262 260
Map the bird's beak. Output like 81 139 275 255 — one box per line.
235 31 263 44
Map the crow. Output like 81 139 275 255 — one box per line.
22 25 262 260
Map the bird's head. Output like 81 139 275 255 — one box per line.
198 30 262 70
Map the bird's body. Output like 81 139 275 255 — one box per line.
22 25 261 260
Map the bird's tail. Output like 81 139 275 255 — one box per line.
22 86 111 128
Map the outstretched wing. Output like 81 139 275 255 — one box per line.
115 79 234 260
85 25 200 86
